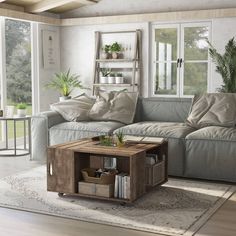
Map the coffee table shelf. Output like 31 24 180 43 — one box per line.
47 138 168 203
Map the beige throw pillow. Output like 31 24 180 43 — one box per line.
186 93 236 128
50 94 95 121
89 91 138 124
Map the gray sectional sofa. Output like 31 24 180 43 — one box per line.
32 97 236 182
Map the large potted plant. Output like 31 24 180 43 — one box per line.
45 69 85 101
208 38 236 92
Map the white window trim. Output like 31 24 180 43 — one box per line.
150 21 212 98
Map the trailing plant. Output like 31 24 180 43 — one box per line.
45 69 85 96
207 38 236 93
100 68 111 77
16 103 27 109
110 42 122 52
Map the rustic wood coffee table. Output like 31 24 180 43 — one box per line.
47 138 168 203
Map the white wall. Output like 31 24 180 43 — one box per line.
60 23 149 97
37 24 61 111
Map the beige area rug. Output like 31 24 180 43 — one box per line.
0 166 234 236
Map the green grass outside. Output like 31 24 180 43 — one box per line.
0 105 32 140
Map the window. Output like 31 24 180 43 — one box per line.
151 22 210 97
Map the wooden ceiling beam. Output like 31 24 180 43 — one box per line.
25 0 97 13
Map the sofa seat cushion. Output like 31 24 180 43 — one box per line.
186 126 236 142
49 121 124 145
114 121 195 139
185 126 236 182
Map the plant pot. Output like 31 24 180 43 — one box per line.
17 109 26 117
59 96 71 102
115 77 124 84
100 76 108 84
101 52 110 59
108 76 115 84
111 52 119 59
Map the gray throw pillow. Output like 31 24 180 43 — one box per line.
186 93 236 128
50 94 95 121
89 91 138 124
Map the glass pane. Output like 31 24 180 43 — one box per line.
5 19 32 139
184 62 208 95
155 28 178 61
154 62 177 95
184 26 209 61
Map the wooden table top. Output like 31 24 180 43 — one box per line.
49 138 162 157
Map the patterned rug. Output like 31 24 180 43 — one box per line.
0 166 234 236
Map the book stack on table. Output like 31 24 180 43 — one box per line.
114 173 130 199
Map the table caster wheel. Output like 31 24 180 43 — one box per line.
58 192 64 197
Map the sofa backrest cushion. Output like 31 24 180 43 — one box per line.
136 97 192 122
186 93 236 128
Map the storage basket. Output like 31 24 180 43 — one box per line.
146 160 165 187
81 168 116 184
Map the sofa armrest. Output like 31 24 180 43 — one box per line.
31 111 66 161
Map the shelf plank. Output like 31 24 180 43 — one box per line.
93 83 136 87
96 59 137 63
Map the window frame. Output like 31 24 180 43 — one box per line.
150 21 212 98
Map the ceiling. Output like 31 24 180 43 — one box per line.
1 0 99 14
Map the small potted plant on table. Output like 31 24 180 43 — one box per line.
115 73 124 84
108 72 116 84
16 103 27 117
100 68 111 84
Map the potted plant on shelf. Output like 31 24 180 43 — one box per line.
45 69 85 101
110 42 122 59
100 68 111 84
108 72 116 84
101 44 111 59
115 73 124 84
16 103 27 117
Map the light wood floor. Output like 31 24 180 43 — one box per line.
0 156 235 236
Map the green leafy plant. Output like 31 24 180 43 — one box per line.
110 42 122 52
109 73 115 77
102 44 110 53
16 103 27 109
100 68 111 77
116 73 123 77
45 69 85 97
115 131 125 145
99 135 113 146
207 38 236 93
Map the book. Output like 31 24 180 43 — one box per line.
114 174 119 198
124 135 164 144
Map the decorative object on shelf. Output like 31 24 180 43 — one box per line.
101 44 111 59
16 103 27 117
100 68 111 84
6 105 15 118
115 131 125 147
108 72 116 84
110 42 122 59
0 110 3 117
115 73 124 84
45 69 85 101
207 38 236 93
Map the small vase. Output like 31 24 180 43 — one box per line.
108 76 115 84
59 96 71 102
100 76 108 84
112 52 119 59
115 77 124 84
17 109 26 117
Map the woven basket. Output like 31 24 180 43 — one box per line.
81 168 116 185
